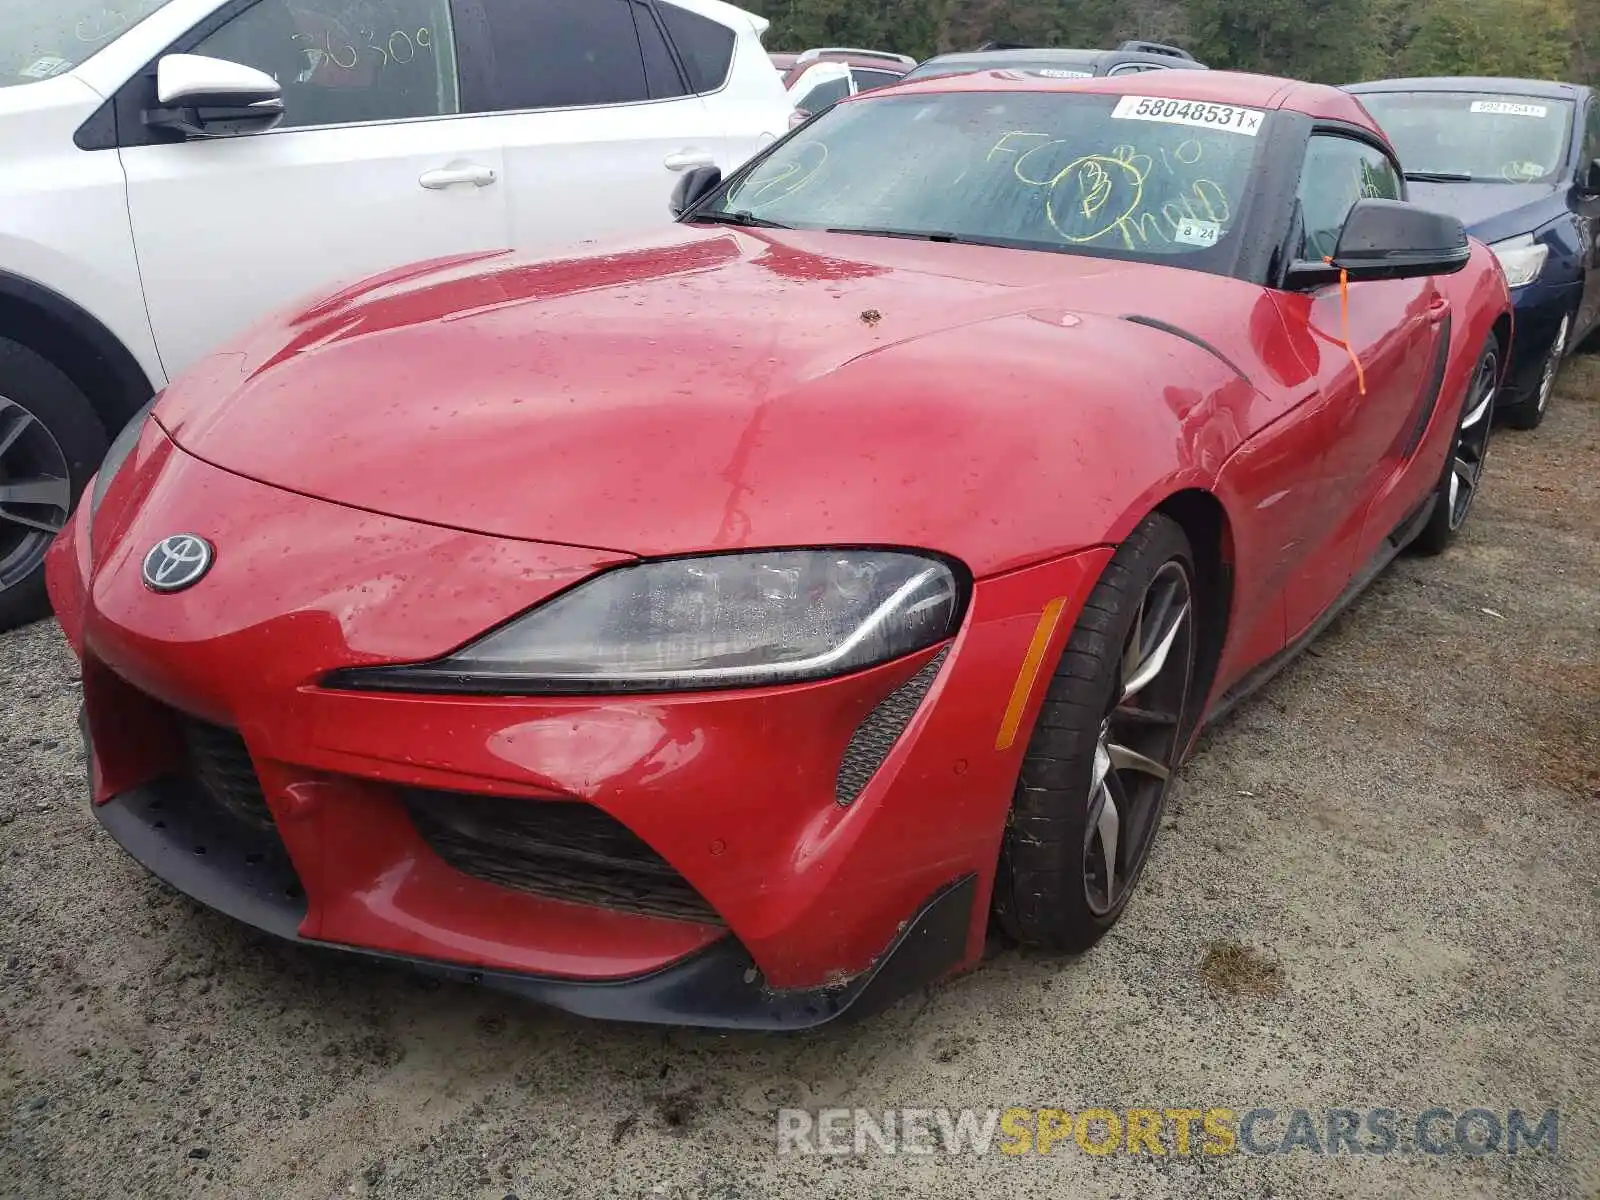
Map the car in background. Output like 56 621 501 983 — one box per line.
769 47 915 118
54 68 1510 1028
899 41 1206 83
1347 77 1600 428
0 0 790 632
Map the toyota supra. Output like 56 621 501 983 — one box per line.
48 69 1513 1028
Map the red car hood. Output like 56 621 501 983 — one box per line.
154 227 1251 568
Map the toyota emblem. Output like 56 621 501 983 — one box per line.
141 534 214 593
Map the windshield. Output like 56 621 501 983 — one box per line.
1357 91 1575 184
0 0 176 86
902 56 1097 82
701 91 1268 267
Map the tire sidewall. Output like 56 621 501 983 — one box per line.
995 515 1198 951
0 337 109 628
1412 335 1499 555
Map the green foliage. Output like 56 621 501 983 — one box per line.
747 0 1592 85
1395 0 1572 80
1185 0 1381 82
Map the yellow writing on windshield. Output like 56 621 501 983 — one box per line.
738 142 830 205
987 129 1234 251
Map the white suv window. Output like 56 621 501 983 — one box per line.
851 68 900 92
657 1 734 93
194 0 460 128
795 74 850 112
458 0 656 111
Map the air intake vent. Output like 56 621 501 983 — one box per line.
406 791 722 925
835 648 949 806
176 717 273 830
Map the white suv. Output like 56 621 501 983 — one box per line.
0 0 788 628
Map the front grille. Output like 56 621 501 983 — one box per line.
835 647 949 806
175 717 273 830
405 790 722 926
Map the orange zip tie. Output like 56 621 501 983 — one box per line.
1318 255 1366 395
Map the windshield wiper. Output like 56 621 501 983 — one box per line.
688 210 792 229
1404 170 1475 182
824 226 969 242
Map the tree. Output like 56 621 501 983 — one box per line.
750 0 947 56
1396 0 1572 80
1184 0 1382 82
749 0 1585 83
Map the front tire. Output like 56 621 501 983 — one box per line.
993 514 1198 952
1501 311 1569 431
0 338 107 631
1411 336 1498 557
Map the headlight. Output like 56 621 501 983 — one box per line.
85 398 157 548
329 550 964 694
1489 234 1548 288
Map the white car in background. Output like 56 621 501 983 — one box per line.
771 47 915 119
0 0 789 629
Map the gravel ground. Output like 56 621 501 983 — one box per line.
2 354 1597 1200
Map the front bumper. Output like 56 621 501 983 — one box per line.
86 760 976 1029
1501 279 1580 404
49 433 1108 1026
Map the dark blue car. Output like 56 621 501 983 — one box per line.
1346 76 1600 428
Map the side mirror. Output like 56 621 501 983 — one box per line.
144 54 284 139
670 165 722 218
1583 158 1600 195
1285 198 1470 289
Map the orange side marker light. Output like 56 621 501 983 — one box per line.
995 597 1069 751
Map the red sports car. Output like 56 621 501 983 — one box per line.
49 70 1511 1029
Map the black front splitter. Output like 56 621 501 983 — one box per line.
90 775 976 1031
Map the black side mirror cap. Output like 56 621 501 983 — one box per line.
670 166 723 219
145 99 284 139
1583 158 1600 194
1285 198 1470 289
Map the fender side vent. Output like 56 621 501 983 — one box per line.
835 648 949 807
1120 314 1249 381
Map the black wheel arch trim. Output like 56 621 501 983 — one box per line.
0 271 155 427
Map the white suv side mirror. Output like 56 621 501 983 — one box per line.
146 54 285 140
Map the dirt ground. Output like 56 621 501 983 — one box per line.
2 354 1597 1200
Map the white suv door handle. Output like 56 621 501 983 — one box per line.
419 163 497 190
663 150 716 172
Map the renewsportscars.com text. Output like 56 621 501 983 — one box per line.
776 1106 1559 1157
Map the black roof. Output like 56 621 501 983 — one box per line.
1346 76 1586 99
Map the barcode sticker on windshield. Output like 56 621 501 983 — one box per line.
1470 100 1548 117
1112 95 1265 135
19 56 72 79
1036 68 1093 79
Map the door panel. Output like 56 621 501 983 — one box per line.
1269 280 1438 637
1269 131 1437 640
120 0 510 379
452 0 723 258
123 120 508 378
493 97 723 255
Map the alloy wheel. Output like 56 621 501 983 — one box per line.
0 396 72 591
1536 314 1569 415
1083 559 1195 916
1446 350 1497 531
